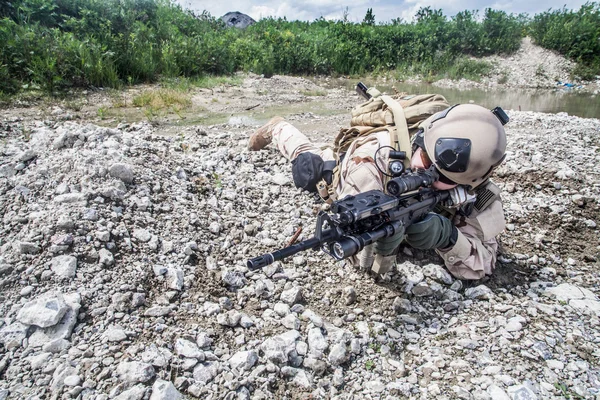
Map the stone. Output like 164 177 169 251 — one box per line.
166 268 184 291
217 310 242 327
51 255 77 278
229 350 258 371
465 285 494 300
328 343 349 366
18 241 40 254
175 338 203 359
105 326 128 342
545 283 600 315
0 322 29 348
221 269 246 288
192 362 219 384
133 228 152 242
109 163 134 183
412 282 433 297
64 375 81 387
307 328 328 358
507 384 538 400
343 286 357 305
261 330 300 364
28 297 80 346
393 297 411 314
43 338 71 353
116 361 155 384
422 263 454 285
281 286 303 305
145 306 172 317
98 249 114 266
17 293 68 328
114 385 146 400
150 379 182 400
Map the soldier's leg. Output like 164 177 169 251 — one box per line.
249 117 331 161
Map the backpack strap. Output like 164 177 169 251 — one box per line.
380 95 412 170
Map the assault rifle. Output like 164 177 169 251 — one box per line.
247 167 449 270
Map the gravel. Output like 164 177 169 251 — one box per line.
0 74 599 399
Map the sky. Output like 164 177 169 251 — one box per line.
177 0 589 23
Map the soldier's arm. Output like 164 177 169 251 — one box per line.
436 199 505 280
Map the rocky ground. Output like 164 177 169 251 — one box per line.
0 73 599 400
434 37 599 93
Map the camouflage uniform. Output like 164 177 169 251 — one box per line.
269 119 505 280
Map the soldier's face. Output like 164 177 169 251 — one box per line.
410 148 458 191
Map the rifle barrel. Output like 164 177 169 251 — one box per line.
247 237 323 270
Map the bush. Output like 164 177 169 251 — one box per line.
530 3 600 77
0 0 534 94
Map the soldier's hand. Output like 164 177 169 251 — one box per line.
405 213 457 250
374 229 405 256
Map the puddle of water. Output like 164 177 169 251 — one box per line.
322 79 600 119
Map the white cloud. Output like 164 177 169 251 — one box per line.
178 0 593 22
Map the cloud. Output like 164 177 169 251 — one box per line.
179 0 592 22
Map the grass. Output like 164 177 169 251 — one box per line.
445 58 493 81
132 88 192 122
133 89 191 108
159 75 243 92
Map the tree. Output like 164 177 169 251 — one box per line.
363 8 375 25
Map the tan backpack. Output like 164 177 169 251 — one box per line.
318 90 450 203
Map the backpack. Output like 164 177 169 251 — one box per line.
317 90 450 204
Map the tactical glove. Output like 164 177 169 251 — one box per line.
373 228 405 256
405 213 457 250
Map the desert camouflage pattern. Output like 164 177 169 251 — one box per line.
270 120 505 280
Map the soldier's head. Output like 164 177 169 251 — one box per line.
411 104 508 190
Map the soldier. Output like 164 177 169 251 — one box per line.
248 104 507 280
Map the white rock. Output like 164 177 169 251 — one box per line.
307 328 328 358
0 322 29 348
488 384 510 400
229 350 258 371
175 338 203 359
51 255 77 278
116 361 155 384
280 286 303 305
192 361 219 384
63 375 81 387
150 379 182 400
166 268 184 291
109 163 134 183
328 343 348 366
507 384 538 400
114 384 146 400
98 249 114 266
133 228 152 242
105 326 128 342
465 285 494 300
17 293 68 328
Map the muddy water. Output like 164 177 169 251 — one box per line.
325 80 600 119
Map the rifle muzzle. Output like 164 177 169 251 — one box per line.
247 254 274 270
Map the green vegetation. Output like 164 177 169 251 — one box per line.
0 0 598 96
530 3 600 79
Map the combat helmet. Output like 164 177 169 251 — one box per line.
416 104 508 189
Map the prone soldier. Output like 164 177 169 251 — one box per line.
248 98 508 280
